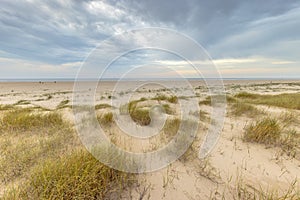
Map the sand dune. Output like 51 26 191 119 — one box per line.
0 80 300 199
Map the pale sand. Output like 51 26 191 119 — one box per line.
0 79 300 199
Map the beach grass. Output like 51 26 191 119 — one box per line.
243 117 300 158
0 109 65 132
98 112 114 125
3 149 134 200
95 103 113 110
234 92 300 110
230 101 263 117
0 109 74 184
0 108 135 199
243 117 281 144
56 99 70 109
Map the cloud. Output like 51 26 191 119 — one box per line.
0 57 80 78
0 0 299 78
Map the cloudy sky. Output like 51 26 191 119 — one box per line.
0 0 300 79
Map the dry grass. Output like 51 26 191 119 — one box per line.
14 100 31 105
120 99 151 126
3 149 134 200
0 109 74 184
244 117 300 158
279 129 300 159
230 102 263 117
279 111 299 126
98 112 114 125
0 104 14 111
243 117 281 144
163 117 181 137
56 99 70 109
162 104 174 115
227 178 300 200
119 96 177 126
152 94 178 103
199 94 236 106
130 108 151 126
95 103 113 110
234 92 300 110
0 108 135 199
0 109 65 132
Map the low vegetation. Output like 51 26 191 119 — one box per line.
120 97 176 126
199 94 235 106
95 103 113 110
130 108 151 126
0 109 65 132
244 117 300 158
243 117 281 144
163 117 181 137
98 112 114 125
0 104 14 111
279 111 298 126
0 109 74 184
152 94 178 103
226 177 300 200
234 92 300 110
3 150 134 199
0 108 135 199
230 101 263 117
56 99 70 109
14 100 31 105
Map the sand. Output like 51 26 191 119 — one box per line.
0 79 300 199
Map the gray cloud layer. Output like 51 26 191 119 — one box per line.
0 0 299 78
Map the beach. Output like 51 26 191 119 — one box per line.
0 79 300 199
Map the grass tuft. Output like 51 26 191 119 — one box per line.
95 103 113 110
153 95 178 103
99 112 114 125
243 117 281 144
14 100 31 105
56 99 70 109
130 108 151 126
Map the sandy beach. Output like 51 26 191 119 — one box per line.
0 79 300 199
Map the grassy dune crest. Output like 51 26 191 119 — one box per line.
235 92 300 110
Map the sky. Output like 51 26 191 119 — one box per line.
0 0 300 79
